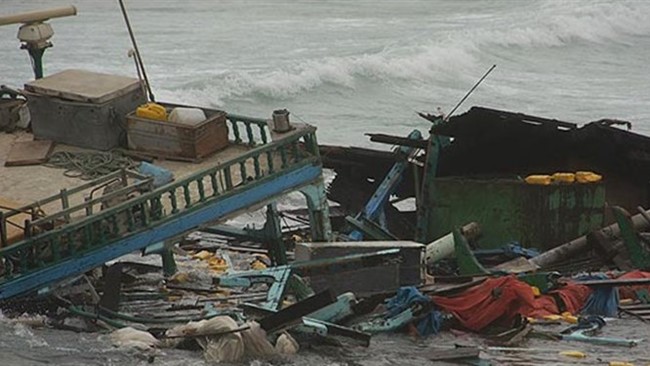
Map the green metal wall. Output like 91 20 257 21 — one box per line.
426 178 605 250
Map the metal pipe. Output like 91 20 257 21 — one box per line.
0 6 77 26
425 222 480 264
531 208 650 268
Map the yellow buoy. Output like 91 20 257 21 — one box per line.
136 102 167 121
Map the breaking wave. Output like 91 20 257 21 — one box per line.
477 1 650 48
160 1 649 104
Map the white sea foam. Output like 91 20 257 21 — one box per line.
156 1 650 104
479 2 650 48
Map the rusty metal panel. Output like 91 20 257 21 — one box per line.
428 178 605 250
295 241 424 296
126 109 229 161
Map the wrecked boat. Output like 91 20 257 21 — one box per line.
2 4 650 366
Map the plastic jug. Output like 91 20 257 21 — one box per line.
136 103 167 121
168 107 206 125
576 171 602 183
552 172 575 184
524 175 552 185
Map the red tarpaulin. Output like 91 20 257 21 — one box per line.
618 270 650 300
431 276 536 331
431 276 592 332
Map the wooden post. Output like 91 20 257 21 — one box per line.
60 188 71 223
24 219 32 238
84 195 93 216
0 212 7 247
120 168 128 187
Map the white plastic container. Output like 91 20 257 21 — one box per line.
168 107 207 125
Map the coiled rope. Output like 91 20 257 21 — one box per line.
45 150 136 180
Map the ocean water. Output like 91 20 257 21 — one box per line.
2 0 650 147
2 1 650 365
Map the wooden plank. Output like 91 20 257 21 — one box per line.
428 347 480 361
4 140 54 167
99 263 123 313
259 290 336 333
366 133 428 149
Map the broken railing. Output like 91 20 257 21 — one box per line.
0 169 150 247
227 113 272 146
0 125 320 286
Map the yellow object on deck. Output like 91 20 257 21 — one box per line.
251 259 267 270
576 171 603 183
619 298 634 305
204 255 228 272
531 286 541 297
551 172 575 184
608 362 634 366
561 312 578 324
524 175 552 185
192 250 213 260
543 314 562 321
559 350 586 359
136 102 167 121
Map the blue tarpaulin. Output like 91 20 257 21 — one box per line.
576 274 620 317
385 286 443 336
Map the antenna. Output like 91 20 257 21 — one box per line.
0 6 77 79
118 0 155 102
445 64 496 120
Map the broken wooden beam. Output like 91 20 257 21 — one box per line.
365 133 428 149
259 290 336 333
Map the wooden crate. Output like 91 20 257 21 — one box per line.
126 108 229 162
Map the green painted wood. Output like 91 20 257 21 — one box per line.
425 178 606 250
0 127 323 289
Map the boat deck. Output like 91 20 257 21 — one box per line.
0 116 329 299
0 121 314 226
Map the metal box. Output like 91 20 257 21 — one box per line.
295 241 425 296
125 106 229 161
24 69 146 150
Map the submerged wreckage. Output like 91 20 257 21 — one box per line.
2 4 650 366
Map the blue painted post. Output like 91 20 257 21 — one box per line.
348 129 422 241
